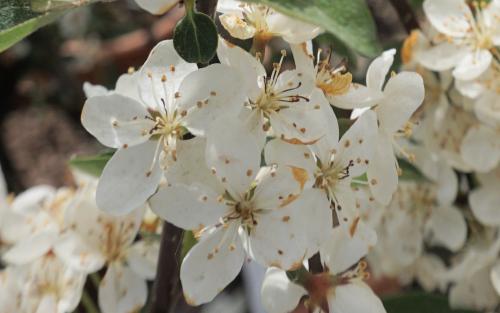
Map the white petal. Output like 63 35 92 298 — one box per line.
248 188 331 269
461 125 500 172
99 264 148 313
308 90 340 162
176 63 244 136
267 13 322 43
36 295 57 313
205 116 261 198
271 89 333 146
3 231 57 265
366 49 395 91
484 0 500 45
253 165 305 210
469 186 500 226
449 266 499 311
321 221 377 274
490 261 500 296
290 43 315 79
336 110 378 177
83 82 108 98
417 42 465 71
425 206 467 251
332 84 384 110
165 137 222 189
115 72 141 101
138 40 197 112
217 38 265 100
10 185 55 214
264 139 316 175
261 268 307 313
219 13 256 40
97 140 162 215
135 0 179 14
452 50 492 81
328 282 386 313
455 77 486 99
475 91 500 128
53 232 106 273
126 240 160 280
415 254 448 292
81 94 153 148
423 0 471 37
180 224 245 305
149 183 228 230
367 131 398 205
377 71 425 134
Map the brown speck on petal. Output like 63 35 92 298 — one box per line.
282 216 290 222
370 178 377 185
277 249 284 255
170 65 176 72
207 253 214 260
344 140 351 148
146 171 152 177
122 144 128 148
210 91 217 96
246 169 253 177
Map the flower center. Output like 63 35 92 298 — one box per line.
314 157 354 197
250 50 308 116
314 49 352 96
240 3 272 35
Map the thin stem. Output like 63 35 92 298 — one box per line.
149 222 183 313
89 273 101 290
81 290 100 313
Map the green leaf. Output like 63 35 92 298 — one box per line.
242 0 381 57
68 151 114 177
173 10 218 64
383 292 478 313
0 0 97 53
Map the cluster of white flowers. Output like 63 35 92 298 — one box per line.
358 0 500 312
78 0 427 311
0 168 160 313
3 0 500 312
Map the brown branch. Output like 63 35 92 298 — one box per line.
149 222 184 313
387 0 420 33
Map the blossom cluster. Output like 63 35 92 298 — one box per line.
79 0 426 311
0 168 160 313
361 0 500 311
2 0 499 312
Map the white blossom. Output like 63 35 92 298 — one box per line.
81 39 244 214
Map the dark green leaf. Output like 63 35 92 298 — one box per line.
242 0 381 57
0 0 97 53
383 292 478 313
68 151 114 177
173 10 218 63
